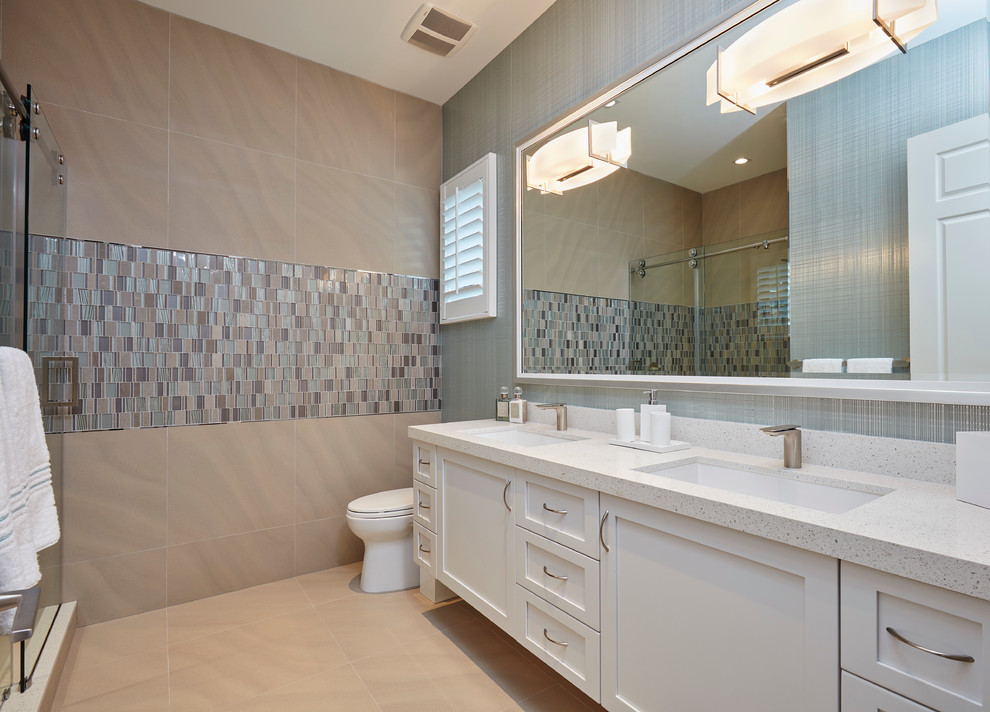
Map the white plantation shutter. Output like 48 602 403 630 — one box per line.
440 153 497 323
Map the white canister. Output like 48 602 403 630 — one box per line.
616 409 636 442
640 404 666 441
650 411 672 447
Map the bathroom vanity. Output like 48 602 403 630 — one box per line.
410 419 990 712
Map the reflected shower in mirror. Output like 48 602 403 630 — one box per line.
518 0 990 382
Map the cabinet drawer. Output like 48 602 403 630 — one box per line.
413 442 436 487
412 480 438 532
842 672 936 712
515 472 600 559
842 562 990 712
515 527 600 630
514 586 601 702
414 523 436 573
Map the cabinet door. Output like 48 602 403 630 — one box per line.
436 448 514 632
600 494 839 712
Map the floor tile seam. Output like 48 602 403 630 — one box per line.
349 661 386 712
340 626 451 665
163 604 326 651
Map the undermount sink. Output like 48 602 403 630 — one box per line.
641 461 884 514
472 427 584 447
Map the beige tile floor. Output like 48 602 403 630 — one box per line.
51 563 607 712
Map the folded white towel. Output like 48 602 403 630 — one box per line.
847 358 893 374
0 348 60 633
802 358 844 373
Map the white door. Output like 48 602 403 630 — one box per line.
908 113 990 381
599 495 839 712
436 448 514 632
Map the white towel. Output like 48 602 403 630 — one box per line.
847 357 893 374
0 348 60 632
802 358 844 373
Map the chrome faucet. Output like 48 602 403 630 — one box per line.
761 425 802 468
537 403 568 431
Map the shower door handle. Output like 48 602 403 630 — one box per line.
39 355 79 407
0 587 39 644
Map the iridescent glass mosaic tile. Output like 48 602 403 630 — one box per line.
28 236 440 432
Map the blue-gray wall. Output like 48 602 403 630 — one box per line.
441 0 990 443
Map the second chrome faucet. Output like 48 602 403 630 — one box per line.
761 424 802 468
537 403 568 431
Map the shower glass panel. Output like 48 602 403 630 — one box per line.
21 87 67 693
628 229 789 377
628 247 700 375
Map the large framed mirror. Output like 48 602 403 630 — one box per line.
515 0 990 404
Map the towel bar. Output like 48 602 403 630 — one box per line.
786 358 910 370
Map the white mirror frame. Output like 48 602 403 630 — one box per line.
513 0 990 406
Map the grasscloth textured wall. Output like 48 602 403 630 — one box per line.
2 0 442 624
441 0 990 442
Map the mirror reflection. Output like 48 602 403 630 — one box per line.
519 0 990 382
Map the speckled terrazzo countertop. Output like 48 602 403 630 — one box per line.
410 419 990 602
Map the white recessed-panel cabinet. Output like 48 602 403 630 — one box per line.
599 494 839 712
435 448 515 633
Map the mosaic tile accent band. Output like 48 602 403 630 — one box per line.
523 289 789 377
28 236 441 433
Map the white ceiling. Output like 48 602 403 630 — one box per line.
138 0 557 105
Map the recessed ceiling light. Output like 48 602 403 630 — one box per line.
604 100 618 108
734 157 750 165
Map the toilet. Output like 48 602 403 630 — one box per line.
345 487 420 593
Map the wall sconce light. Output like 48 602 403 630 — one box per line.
526 119 632 195
707 0 937 114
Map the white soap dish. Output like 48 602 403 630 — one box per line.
608 439 690 454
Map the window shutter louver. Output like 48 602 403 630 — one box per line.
440 153 497 323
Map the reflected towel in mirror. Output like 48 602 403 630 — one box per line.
802 359 844 373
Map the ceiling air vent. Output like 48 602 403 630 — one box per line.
401 3 477 58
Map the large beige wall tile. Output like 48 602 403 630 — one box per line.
169 133 295 260
297 60 395 179
739 168 788 238
166 526 295 605
63 548 166 626
62 428 167 563
598 229 643 300
167 421 295 545
395 411 442 487
684 189 703 249
2 0 169 127
170 17 296 157
702 183 740 246
44 105 168 247
395 184 440 279
645 178 683 246
396 93 441 190
545 182 597 226
294 516 363 576
522 210 547 290
295 414 395 522
545 218 597 296
599 169 644 237
295 160 394 272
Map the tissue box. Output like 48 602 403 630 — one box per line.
956 431 990 509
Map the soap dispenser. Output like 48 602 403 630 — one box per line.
509 387 528 423
495 387 510 422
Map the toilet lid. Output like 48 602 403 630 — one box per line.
347 487 414 516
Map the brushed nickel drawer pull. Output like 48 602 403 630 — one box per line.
885 627 975 663
543 628 568 646
419 544 431 554
418 459 431 466
418 500 430 510
503 481 512 512
542 503 568 515
599 510 610 552
543 565 568 581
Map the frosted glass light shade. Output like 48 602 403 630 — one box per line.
526 120 632 194
707 0 937 114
